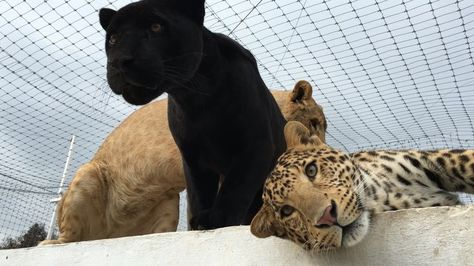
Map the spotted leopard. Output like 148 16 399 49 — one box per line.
251 121 474 252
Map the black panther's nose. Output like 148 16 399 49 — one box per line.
117 55 134 70
109 55 134 71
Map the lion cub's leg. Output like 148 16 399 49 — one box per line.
41 162 107 244
151 193 180 233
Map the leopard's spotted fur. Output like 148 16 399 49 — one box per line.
251 121 474 252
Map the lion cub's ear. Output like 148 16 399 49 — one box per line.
99 8 116 31
251 203 277 238
284 121 324 149
290 80 313 103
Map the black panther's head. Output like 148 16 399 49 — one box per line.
99 0 205 105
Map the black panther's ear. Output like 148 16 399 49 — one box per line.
99 8 116 31
149 0 205 25
183 0 205 24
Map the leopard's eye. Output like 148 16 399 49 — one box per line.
109 34 118 46
280 205 294 217
305 162 317 179
151 23 162 32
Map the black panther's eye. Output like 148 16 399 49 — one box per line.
151 23 162 32
109 34 118 46
280 205 294 217
305 162 317 179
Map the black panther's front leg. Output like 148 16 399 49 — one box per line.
191 143 276 229
183 159 220 230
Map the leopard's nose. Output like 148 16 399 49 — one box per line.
316 200 337 227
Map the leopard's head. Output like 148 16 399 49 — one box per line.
99 0 205 105
251 121 370 251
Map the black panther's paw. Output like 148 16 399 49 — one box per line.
189 209 215 230
189 209 232 230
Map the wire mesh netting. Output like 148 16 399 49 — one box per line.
1 0 474 243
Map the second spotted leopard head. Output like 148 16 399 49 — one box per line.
251 121 474 251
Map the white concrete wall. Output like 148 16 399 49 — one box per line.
1 205 473 266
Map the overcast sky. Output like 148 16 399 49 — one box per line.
1 0 474 240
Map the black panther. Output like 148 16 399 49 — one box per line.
99 0 286 229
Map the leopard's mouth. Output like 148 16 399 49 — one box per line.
340 210 371 247
313 201 370 248
314 200 355 229
341 217 360 236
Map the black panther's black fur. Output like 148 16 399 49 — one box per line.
99 0 286 229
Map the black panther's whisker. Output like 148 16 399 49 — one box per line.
162 57 210 89
161 71 210 96
163 65 208 88
161 52 204 64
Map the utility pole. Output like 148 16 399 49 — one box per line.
46 135 75 240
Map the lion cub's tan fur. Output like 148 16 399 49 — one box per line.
40 80 326 245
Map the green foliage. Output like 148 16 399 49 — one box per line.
0 223 47 249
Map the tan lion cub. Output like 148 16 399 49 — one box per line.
40 80 326 245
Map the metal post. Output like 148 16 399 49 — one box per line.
46 135 75 240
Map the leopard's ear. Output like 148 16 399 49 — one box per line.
251 203 277 238
290 80 313 103
285 121 324 148
99 8 116 31
309 134 324 146
284 121 311 148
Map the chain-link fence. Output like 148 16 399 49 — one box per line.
1 0 474 245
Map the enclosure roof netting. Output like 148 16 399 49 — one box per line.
0 0 473 238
